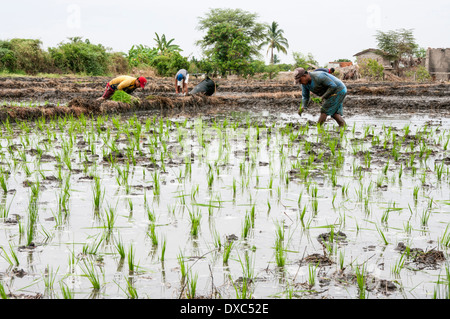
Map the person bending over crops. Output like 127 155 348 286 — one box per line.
175 69 189 96
295 67 346 127
314 67 335 74
97 75 147 101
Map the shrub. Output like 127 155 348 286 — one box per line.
149 51 189 77
359 58 384 80
49 37 111 75
0 41 17 72
166 51 190 76
0 39 51 74
108 52 129 75
127 45 158 68
414 65 431 82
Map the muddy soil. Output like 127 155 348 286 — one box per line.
0 76 449 121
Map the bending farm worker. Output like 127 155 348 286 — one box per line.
98 75 147 101
294 67 347 127
314 67 335 74
175 69 189 95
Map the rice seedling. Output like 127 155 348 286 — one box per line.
420 208 432 227
433 265 450 299
103 204 118 232
92 176 104 211
0 281 8 299
148 223 158 246
413 185 420 205
439 225 450 249
223 240 233 265
0 194 14 219
177 251 188 282
241 212 252 239
59 281 74 299
355 264 367 299
274 221 286 268
26 196 39 246
308 263 318 288
212 228 222 251
43 265 59 291
435 162 445 181
80 259 102 291
376 224 389 245
311 199 319 214
186 271 198 299
338 250 345 271
115 235 126 260
188 208 202 237
160 236 166 262
233 251 255 299
0 242 19 267
391 252 406 277
123 276 138 299
127 244 137 274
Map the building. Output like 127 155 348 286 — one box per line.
328 61 353 69
353 48 393 70
426 48 450 81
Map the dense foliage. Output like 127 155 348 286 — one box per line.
0 39 51 74
358 58 384 80
49 37 112 75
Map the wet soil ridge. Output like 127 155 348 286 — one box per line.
0 94 226 121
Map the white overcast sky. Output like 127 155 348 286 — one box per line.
1 0 449 67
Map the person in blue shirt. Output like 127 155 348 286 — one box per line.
175 69 189 95
314 67 335 74
294 67 346 127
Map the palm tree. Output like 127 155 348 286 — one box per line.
153 33 182 55
261 21 289 64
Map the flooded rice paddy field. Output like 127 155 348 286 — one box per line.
0 77 449 299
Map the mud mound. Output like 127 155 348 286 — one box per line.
0 94 230 121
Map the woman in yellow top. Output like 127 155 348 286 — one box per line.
98 75 147 100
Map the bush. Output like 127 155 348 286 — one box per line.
49 37 111 75
0 41 16 72
414 65 431 82
127 45 158 68
108 52 129 75
0 39 51 74
359 58 384 80
149 51 189 77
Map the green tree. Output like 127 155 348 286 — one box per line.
153 33 182 55
260 21 289 64
292 51 318 69
127 44 158 67
202 22 252 76
190 56 216 75
375 28 418 74
196 8 266 59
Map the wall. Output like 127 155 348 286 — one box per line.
426 48 450 81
